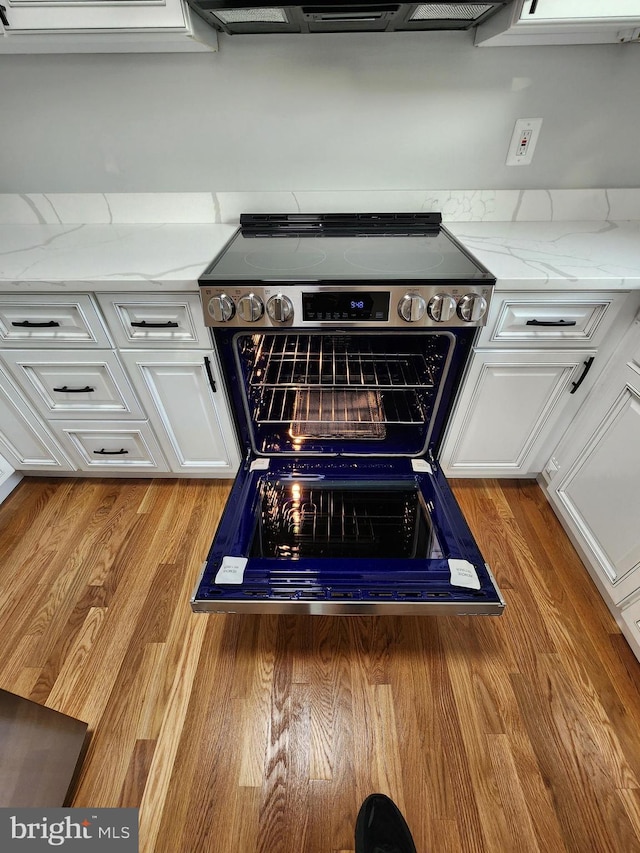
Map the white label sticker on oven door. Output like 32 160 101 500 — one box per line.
448 559 481 590
215 556 248 585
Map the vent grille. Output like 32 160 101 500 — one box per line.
410 3 493 20
214 7 289 23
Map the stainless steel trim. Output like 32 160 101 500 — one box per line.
191 598 505 615
200 283 494 329
189 561 209 605
484 561 506 608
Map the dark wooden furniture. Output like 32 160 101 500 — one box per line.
0 689 88 807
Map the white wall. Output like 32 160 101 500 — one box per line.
1 32 639 193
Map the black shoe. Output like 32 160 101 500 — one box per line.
355 794 417 853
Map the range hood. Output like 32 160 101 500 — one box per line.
183 1 513 34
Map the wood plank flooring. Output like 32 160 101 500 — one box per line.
1 477 640 852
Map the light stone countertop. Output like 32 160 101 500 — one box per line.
446 220 640 291
1 219 640 293
0 223 237 292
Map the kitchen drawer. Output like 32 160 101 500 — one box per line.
478 292 626 348
56 421 169 472
1 350 144 420
96 293 210 349
0 294 111 348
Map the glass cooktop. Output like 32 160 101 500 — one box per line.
201 214 492 283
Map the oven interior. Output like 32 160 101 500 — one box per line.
250 478 443 560
231 330 467 457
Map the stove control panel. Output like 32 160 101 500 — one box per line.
200 283 493 329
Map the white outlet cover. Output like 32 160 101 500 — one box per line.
506 118 543 166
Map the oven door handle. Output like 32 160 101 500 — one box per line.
204 355 217 393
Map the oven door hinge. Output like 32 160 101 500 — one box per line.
411 458 433 474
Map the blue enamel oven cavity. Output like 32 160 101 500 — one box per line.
192 213 504 615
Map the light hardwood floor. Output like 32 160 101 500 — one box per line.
1 477 639 852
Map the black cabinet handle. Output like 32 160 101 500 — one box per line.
529 0 539 14
570 356 595 395
204 356 217 393
12 320 61 328
0 5 9 27
93 448 129 455
526 319 577 327
130 320 179 328
53 385 95 393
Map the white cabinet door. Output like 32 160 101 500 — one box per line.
550 344 640 603
476 0 640 44
0 0 218 53
521 0 640 21
2 0 188 31
620 595 640 663
440 349 597 476
0 362 74 470
119 350 241 475
0 448 21 503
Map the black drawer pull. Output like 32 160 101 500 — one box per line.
526 319 577 327
130 320 179 328
53 385 95 393
0 5 9 27
93 448 129 455
570 356 595 395
12 320 61 328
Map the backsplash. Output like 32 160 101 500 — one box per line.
1 189 640 225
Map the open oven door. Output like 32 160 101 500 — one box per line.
191 455 504 616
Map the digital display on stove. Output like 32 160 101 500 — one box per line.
302 291 390 322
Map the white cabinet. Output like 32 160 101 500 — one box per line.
543 309 640 661
440 349 597 476
476 0 640 45
0 361 73 471
544 312 640 604
0 448 21 503
98 292 240 475
620 596 640 663
439 290 629 478
119 350 241 474
0 291 241 478
0 0 218 53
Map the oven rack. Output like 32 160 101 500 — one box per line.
255 483 434 559
251 386 431 430
247 334 436 389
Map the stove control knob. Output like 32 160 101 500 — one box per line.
427 293 457 323
267 294 294 324
207 293 235 323
398 293 427 323
457 293 488 323
237 293 264 323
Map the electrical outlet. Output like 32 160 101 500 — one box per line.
506 118 543 166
